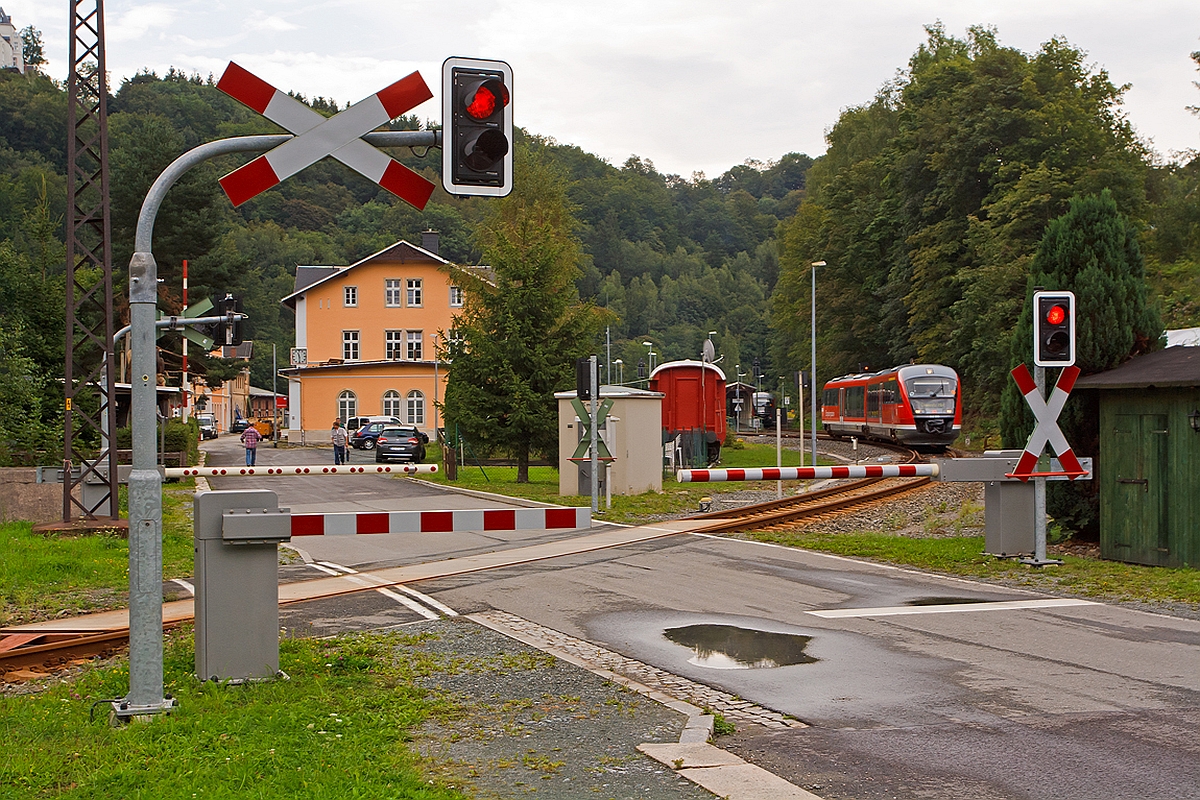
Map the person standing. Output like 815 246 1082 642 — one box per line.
240 424 262 466
331 419 349 465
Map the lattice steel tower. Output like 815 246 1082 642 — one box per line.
63 0 118 521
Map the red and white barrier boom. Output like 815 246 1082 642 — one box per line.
678 464 938 483
290 507 590 537
166 464 438 479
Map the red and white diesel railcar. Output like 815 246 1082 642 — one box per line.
821 364 961 450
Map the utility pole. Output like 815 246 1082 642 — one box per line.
62 0 118 524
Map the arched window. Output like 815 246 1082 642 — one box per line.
338 390 357 422
382 390 402 418
406 390 425 426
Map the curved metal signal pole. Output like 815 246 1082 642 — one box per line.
122 129 440 720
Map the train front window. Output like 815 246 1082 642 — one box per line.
905 376 956 415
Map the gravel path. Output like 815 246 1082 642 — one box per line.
407 618 716 800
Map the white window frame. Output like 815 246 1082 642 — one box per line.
385 330 404 360
383 390 402 418
338 391 357 421
385 279 402 307
449 285 464 307
343 286 358 307
406 330 423 361
342 330 360 361
406 278 423 307
406 390 425 425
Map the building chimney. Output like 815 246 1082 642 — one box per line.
421 229 439 256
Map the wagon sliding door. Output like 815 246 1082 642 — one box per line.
1103 413 1168 566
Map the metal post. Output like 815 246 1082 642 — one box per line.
811 261 824 469
776 408 783 499
798 372 804 466
121 130 443 720
1034 366 1050 563
589 355 599 514
272 343 278 444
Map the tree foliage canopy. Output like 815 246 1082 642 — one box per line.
442 144 607 480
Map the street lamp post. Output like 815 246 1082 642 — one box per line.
811 261 825 466
643 341 654 373
735 365 745 433
614 359 623 385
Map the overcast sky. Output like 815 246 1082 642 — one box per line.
12 1 1200 177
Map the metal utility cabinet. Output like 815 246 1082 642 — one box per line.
194 489 291 682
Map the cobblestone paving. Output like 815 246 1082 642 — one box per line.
474 609 807 731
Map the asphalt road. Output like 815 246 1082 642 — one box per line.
199 436 1200 800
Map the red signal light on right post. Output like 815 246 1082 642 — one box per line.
1033 290 1075 368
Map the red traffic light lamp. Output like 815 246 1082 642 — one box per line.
443 57 513 196
1033 290 1075 367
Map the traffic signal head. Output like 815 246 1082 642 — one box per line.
1033 290 1075 367
221 293 244 348
443 57 513 197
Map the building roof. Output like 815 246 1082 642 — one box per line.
281 239 451 308
281 239 496 309
1074 346 1200 390
554 385 664 400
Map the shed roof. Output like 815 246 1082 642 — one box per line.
1074 346 1200 390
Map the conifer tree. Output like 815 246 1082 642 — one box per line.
1000 190 1162 537
442 144 607 482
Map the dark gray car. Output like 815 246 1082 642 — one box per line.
374 426 426 463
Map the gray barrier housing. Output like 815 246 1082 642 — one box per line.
194 490 291 682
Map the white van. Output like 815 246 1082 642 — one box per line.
196 414 218 440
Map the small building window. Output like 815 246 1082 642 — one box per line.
383 390 402 417
342 330 360 361
343 286 358 307
450 286 464 307
407 330 423 360
385 279 402 307
406 390 425 425
407 279 422 307
338 390 357 421
385 330 404 360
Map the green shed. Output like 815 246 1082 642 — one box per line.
1075 347 1200 567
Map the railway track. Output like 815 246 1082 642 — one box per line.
687 475 933 533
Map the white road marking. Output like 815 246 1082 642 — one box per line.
170 578 195 595
807 598 1098 618
313 559 455 618
375 587 440 620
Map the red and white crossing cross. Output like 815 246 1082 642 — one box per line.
1010 363 1086 481
216 62 435 210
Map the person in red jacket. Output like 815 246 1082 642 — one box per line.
240 424 262 466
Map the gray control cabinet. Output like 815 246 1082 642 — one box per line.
982 451 1035 557
194 490 291 682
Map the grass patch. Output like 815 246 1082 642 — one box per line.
0 629 467 800
0 481 197 627
747 529 1200 607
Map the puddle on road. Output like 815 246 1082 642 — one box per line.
663 624 818 670
905 597 987 606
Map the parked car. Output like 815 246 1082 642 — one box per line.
350 421 392 450
374 426 426 463
196 414 218 440
346 415 401 434
229 418 251 433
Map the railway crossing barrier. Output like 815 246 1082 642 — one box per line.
167 464 437 478
678 464 939 482
678 455 1091 560
193 489 590 682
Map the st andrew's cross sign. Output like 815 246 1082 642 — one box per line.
216 62 435 210
1009 363 1088 481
